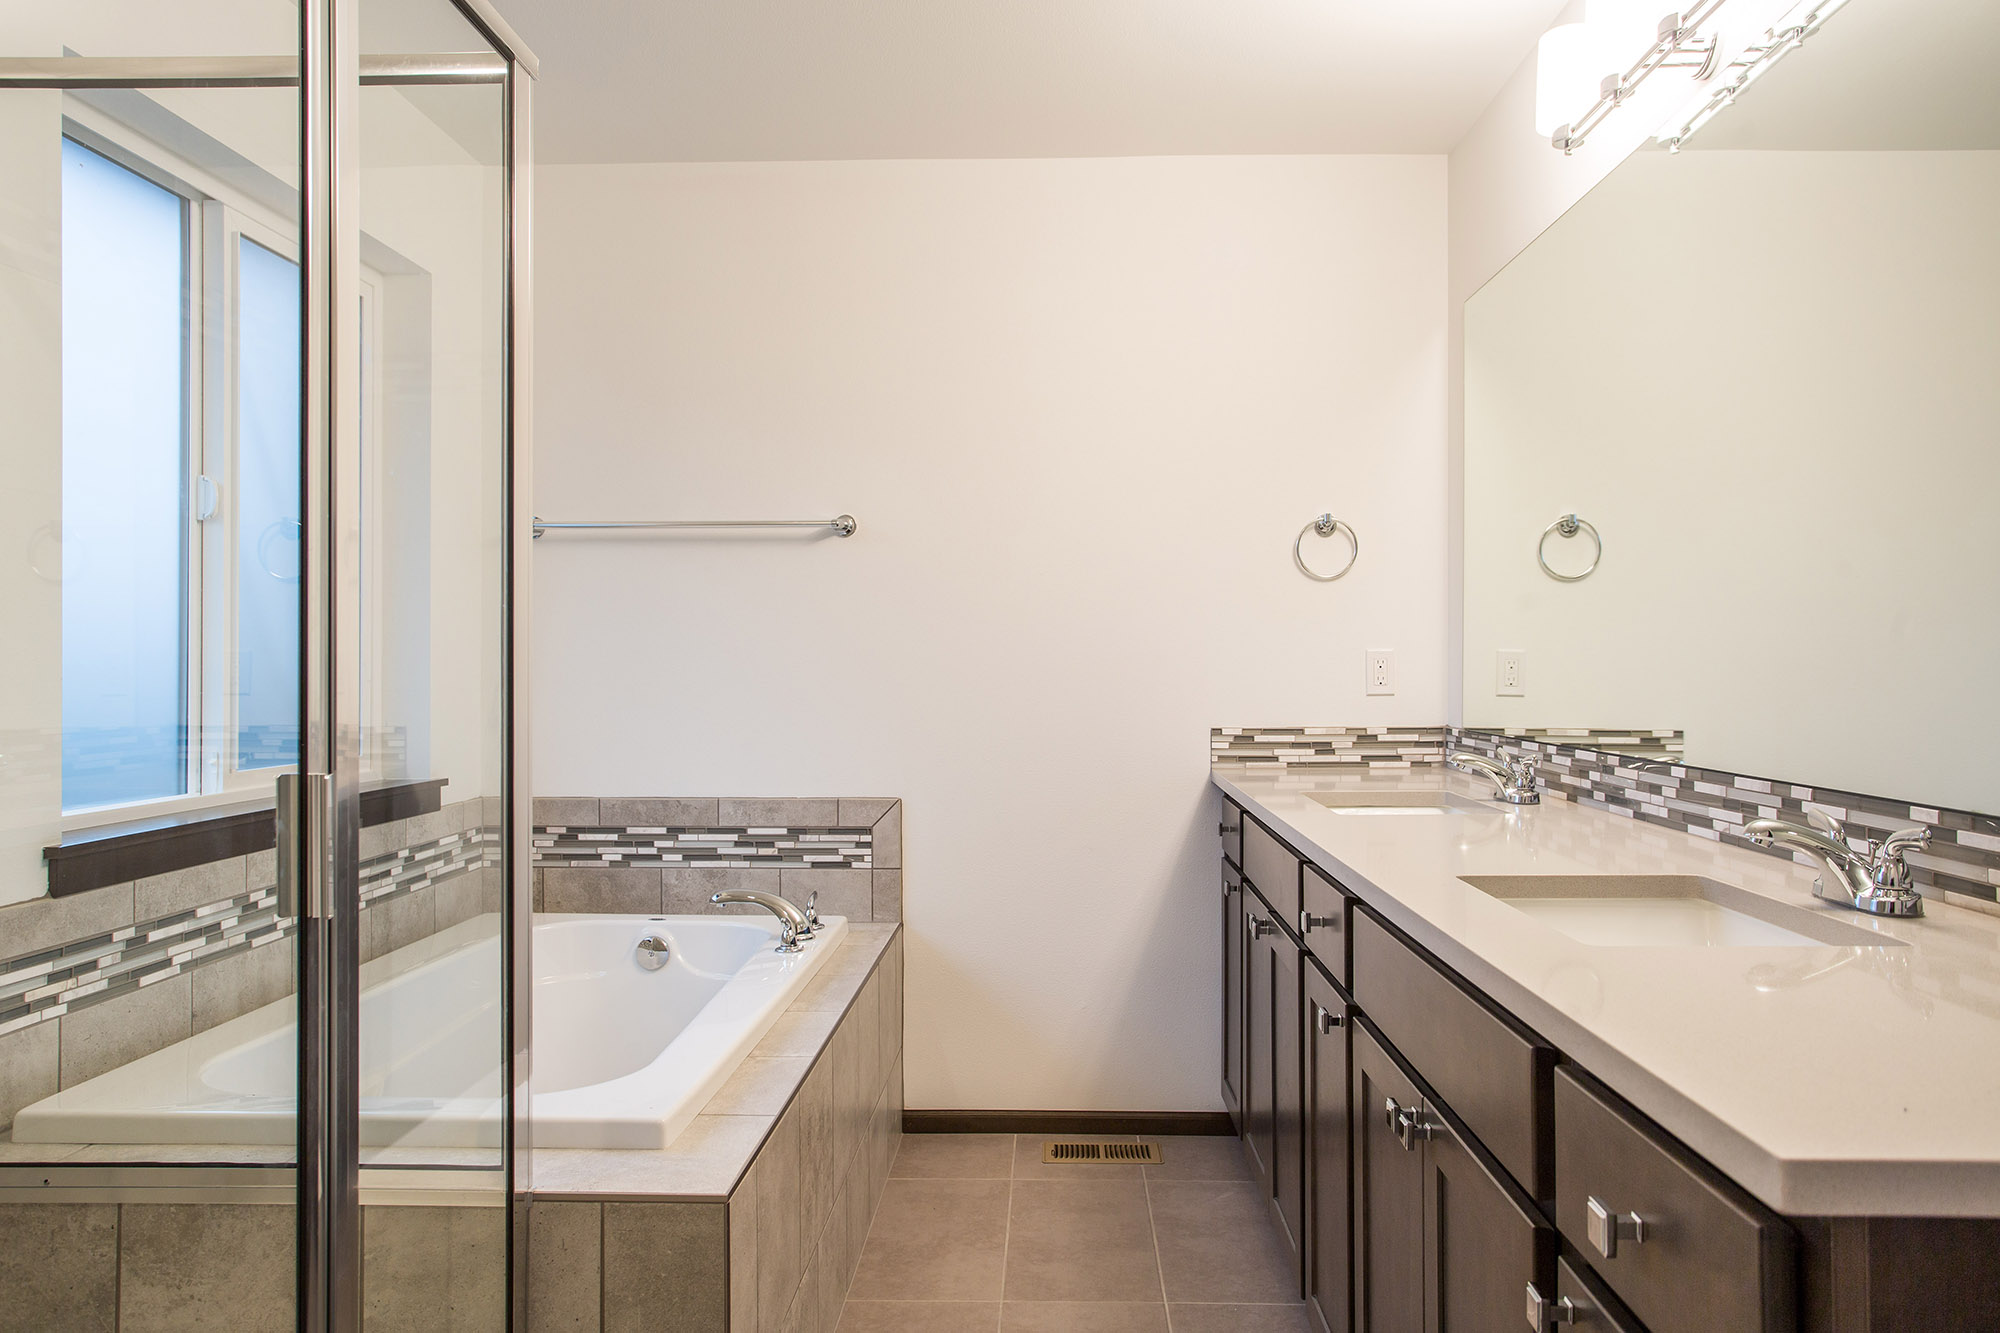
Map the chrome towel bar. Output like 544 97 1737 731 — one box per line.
531 515 857 539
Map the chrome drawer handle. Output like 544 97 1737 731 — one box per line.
1219 822 1240 836
1249 915 1277 939
1525 1283 1577 1330
1585 1195 1648 1259
1314 1005 1343 1035
1300 909 1338 936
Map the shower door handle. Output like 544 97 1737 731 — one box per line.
276 771 334 921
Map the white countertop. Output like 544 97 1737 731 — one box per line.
1213 763 2000 1218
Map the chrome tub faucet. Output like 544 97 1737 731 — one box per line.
1743 810 1930 918
710 889 811 952
1447 749 1542 805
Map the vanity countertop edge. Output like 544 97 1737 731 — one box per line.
1212 761 2000 1219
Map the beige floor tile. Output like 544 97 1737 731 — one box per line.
1003 1182 1161 1303
1010 1134 1142 1181
1165 1303 1313 1332
846 1179 1010 1301
890 1134 1013 1179
999 1300 1169 1331
836 1300 1001 1331
1149 1181 1298 1305
1142 1136 1251 1183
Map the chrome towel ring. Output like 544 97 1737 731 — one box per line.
1294 514 1359 582
1538 513 1602 582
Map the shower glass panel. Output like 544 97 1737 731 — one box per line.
0 7 309 1327
0 1 531 1327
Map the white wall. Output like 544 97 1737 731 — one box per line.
532 155 1448 1111
1464 149 2000 814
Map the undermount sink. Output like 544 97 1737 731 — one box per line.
1461 875 1900 949
1308 791 1492 817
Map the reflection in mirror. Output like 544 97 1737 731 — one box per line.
1463 0 2000 816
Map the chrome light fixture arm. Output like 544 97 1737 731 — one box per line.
1550 3 1728 155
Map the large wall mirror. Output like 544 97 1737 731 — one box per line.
1463 0 2000 817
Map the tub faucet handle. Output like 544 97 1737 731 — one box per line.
803 890 822 935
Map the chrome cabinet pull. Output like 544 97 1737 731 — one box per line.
1249 915 1277 939
1314 1005 1343 1035
1299 909 1338 936
1224 876 1239 900
1384 1096 1431 1151
1585 1196 1648 1259
1526 1282 1578 1329
1219 822 1240 836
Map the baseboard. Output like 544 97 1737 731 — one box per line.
901 1109 1237 1136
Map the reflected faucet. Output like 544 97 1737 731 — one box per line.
711 890 810 952
1447 750 1542 805
1743 810 1929 918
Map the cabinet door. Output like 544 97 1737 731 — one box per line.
1222 861 1245 1124
1421 1105 1554 1333
1271 927 1305 1286
1243 898 1277 1193
1304 965 1351 1333
1352 1020 1424 1333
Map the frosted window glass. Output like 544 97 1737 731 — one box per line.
235 237 302 771
60 139 188 811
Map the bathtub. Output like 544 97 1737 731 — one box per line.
12 911 849 1152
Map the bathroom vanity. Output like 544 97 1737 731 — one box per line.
1214 763 2000 1333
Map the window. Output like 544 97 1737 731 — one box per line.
58 119 380 822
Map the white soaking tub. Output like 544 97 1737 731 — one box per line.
13 911 848 1152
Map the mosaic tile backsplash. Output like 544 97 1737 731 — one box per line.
1210 727 1448 766
1449 728 2000 909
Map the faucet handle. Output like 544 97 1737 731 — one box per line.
802 890 822 935
1871 826 1932 883
1804 806 1849 846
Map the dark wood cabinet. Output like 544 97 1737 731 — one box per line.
1353 1018 1426 1332
1222 862 1245 1126
1271 920 1305 1283
1243 892 1277 1193
1304 963 1351 1333
1353 1017 1551 1333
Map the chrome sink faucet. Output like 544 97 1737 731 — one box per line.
710 889 810 952
1743 810 1930 918
1447 750 1541 805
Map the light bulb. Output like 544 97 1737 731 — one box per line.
1536 23 1601 138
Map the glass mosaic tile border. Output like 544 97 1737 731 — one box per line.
0 825 500 1037
1209 727 1447 766
532 826 872 869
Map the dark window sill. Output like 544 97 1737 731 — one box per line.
42 778 448 898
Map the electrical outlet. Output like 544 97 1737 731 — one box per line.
1496 651 1526 697
1366 650 1396 696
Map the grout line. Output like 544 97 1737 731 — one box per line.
997 1134 1017 1320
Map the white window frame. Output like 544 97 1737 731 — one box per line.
60 104 386 833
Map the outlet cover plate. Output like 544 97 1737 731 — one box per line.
1497 651 1526 697
1366 650 1396 696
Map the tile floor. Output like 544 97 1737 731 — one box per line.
836 1134 1309 1332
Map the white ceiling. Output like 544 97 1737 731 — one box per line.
491 0 1570 164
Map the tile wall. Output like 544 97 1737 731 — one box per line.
0 797 503 1134
531 798 904 925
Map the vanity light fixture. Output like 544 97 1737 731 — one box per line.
1540 2 1725 154
1654 0 1851 151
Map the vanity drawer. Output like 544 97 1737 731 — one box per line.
1555 1065 1795 1333
1554 1256 1645 1333
1350 906 1551 1198
1241 816 1301 927
1299 862 1347 986
1219 797 1244 868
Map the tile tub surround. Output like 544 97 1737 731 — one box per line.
528 923 904 1332
0 796 504 1135
531 798 904 924
1214 761 2000 1216
0 1199 503 1330
1449 727 2000 910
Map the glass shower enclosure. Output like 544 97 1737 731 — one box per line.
0 0 534 1327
